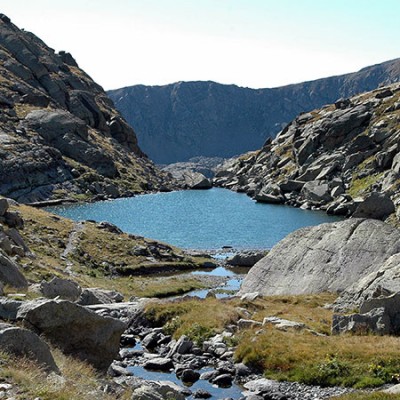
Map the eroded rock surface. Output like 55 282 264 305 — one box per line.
239 219 400 302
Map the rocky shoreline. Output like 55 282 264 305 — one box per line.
214 83 400 222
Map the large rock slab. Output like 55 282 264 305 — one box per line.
239 219 400 297
0 322 59 372
16 299 126 370
131 381 186 400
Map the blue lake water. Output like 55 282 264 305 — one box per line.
47 188 342 250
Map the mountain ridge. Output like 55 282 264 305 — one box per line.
0 14 175 203
108 58 400 164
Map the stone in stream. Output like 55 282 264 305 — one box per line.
193 388 212 398
167 335 193 357
143 357 173 371
211 373 233 387
180 368 200 383
200 370 218 381
120 333 136 347
235 362 252 377
142 331 162 350
131 381 186 400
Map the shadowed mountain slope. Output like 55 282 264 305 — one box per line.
109 58 400 163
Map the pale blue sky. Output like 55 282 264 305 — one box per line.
2 0 400 90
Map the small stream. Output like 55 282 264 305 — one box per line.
126 342 245 399
124 260 247 399
188 265 245 299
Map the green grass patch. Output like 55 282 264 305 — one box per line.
235 328 400 387
348 172 383 198
333 393 400 400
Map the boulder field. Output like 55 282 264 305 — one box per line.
215 82 400 220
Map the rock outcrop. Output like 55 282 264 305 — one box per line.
77 288 124 305
332 292 400 335
0 14 175 203
215 83 400 219
17 299 126 370
238 219 400 303
108 59 400 164
226 251 266 267
334 254 400 312
0 197 30 289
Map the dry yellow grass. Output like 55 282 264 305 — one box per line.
145 297 241 342
144 294 400 388
0 348 132 400
235 324 400 387
248 293 336 333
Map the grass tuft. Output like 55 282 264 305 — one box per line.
0 348 132 400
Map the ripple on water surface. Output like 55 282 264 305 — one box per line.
47 188 343 250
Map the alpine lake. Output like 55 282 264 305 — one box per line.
47 188 343 399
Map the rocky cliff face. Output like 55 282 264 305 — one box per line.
215 83 400 220
0 14 175 203
108 59 400 164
